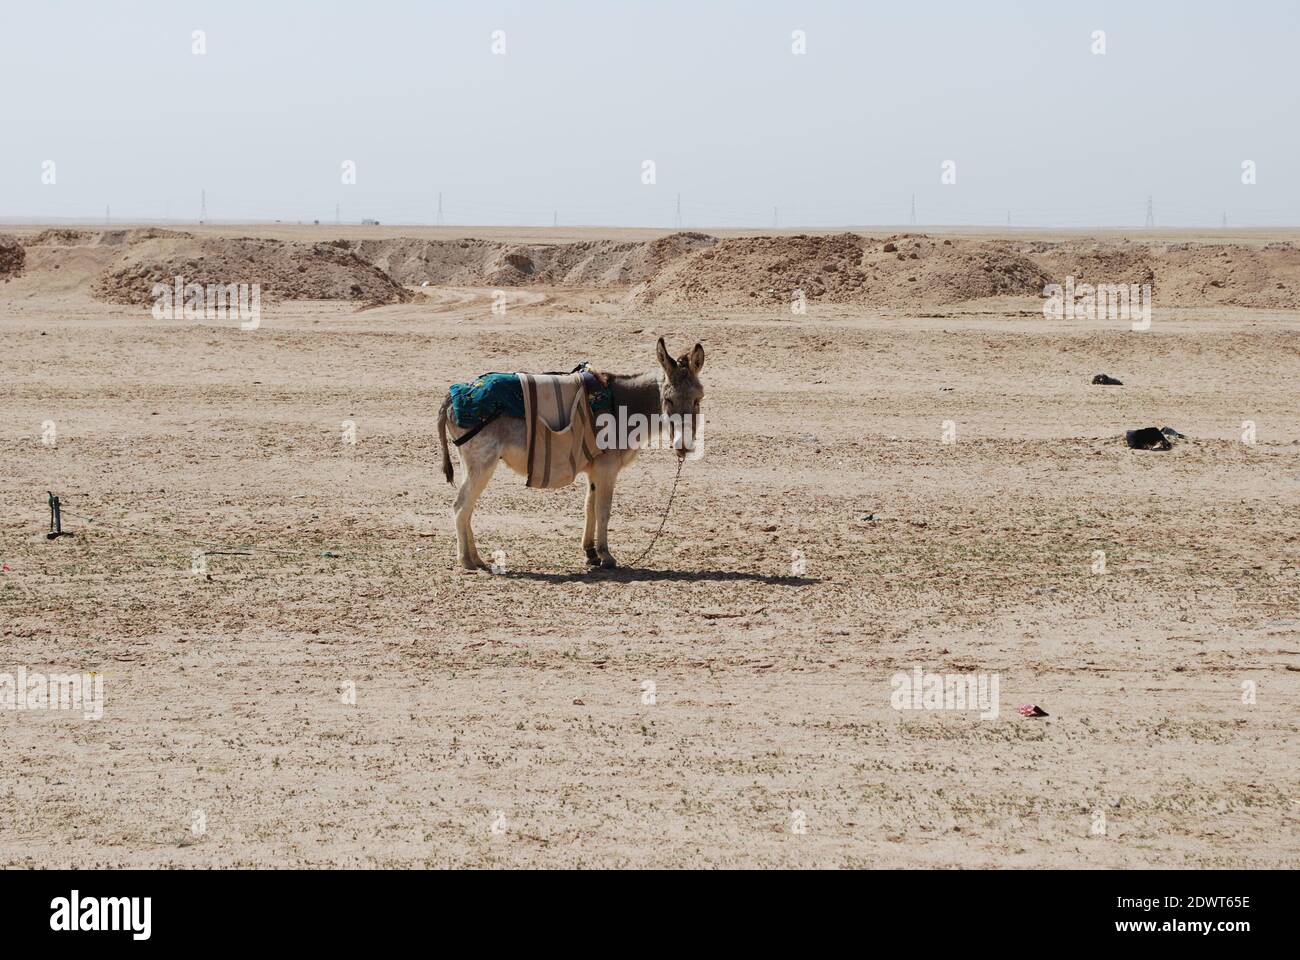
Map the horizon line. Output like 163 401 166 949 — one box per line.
5 218 1300 233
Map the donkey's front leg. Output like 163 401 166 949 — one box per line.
582 479 600 566
592 468 618 569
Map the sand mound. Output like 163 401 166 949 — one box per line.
1035 241 1158 289
635 233 1051 307
1157 242 1300 309
23 228 96 247
0 235 25 279
23 227 194 248
635 234 1300 310
93 235 412 305
636 233 866 306
541 232 717 285
1032 239 1300 310
342 232 716 288
860 236 1051 305
343 237 504 287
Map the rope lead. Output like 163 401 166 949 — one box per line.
626 456 684 568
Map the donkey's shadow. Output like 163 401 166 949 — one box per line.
503 567 820 585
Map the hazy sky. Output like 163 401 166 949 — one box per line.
3 0 1297 227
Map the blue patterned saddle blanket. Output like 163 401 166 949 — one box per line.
449 364 612 429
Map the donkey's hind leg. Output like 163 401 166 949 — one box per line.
452 446 499 571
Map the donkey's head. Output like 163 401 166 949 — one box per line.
655 337 705 458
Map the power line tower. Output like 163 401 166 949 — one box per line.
1144 195 1155 228
335 202 340 225
199 189 207 224
773 206 778 229
105 205 110 225
552 209 558 228
1221 212 1227 229
674 193 682 229
1006 210 1011 227
909 194 917 226
436 192 444 226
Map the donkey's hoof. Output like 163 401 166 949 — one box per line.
584 547 600 566
598 553 619 570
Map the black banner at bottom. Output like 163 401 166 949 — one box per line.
0 868 1282 945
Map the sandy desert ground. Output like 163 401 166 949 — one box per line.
1 224 1297 867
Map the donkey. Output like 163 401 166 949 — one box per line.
437 337 705 571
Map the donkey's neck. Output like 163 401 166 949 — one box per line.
607 370 662 421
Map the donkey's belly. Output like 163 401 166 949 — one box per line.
499 443 529 477
492 416 530 476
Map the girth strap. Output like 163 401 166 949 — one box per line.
452 410 501 447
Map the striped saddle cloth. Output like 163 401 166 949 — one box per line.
518 372 600 489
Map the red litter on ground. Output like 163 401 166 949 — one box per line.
1 563 11 573
1019 704 1049 718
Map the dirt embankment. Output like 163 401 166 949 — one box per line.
89 234 413 305
0 235 25 280
1032 240 1300 310
342 231 717 287
10 228 1300 310
635 234 1300 309
634 234 1053 308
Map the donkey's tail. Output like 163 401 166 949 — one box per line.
437 392 454 484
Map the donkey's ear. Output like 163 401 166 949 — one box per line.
656 336 676 374
689 342 705 373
